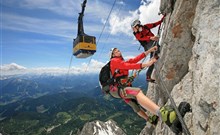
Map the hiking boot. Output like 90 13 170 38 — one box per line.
159 105 177 127
146 76 155 83
148 115 159 126
169 102 192 134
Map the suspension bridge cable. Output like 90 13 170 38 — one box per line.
64 54 74 90
85 0 118 72
65 0 118 86
98 1 123 59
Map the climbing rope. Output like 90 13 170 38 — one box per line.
154 64 191 135
150 16 191 135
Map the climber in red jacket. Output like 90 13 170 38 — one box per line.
109 46 177 126
131 16 165 83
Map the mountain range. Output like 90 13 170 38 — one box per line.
0 73 148 135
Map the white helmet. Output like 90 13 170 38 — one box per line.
109 48 117 59
131 19 141 28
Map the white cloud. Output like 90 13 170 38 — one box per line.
1 57 151 76
1 0 161 71
139 0 161 24
1 0 115 39
71 59 106 74
108 0 162 36
2 13 102 39
20 0 114 19
1 63 27 71
2 13 71 38
109 10 138 36
21 0 79 17
0 61 106 76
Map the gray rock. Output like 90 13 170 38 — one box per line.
159 0 176 15
143 0 220 134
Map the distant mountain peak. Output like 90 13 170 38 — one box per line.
78 120 126 135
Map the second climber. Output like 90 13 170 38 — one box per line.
131 15 165 83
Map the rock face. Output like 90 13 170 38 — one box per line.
142 0 220 135
77 120 126 135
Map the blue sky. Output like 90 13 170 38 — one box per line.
1 0 163 75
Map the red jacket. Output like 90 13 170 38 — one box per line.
134 19 162 42
110 52 146 78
